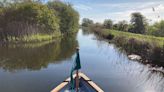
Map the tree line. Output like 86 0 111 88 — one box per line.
0 0 79 42
82 12 164 37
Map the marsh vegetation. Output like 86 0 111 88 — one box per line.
82 12 164 67
0 0 79 43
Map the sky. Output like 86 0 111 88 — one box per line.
59 0 164 23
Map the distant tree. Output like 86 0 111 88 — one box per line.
148 20 164 37
81 18 93 27
89 22 103 32
117 20 129 31
130 12 147 34
48 1 79 33
113 23 118 30
95 22 103 27
103 19 113 29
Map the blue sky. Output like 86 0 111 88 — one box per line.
59 0 164 23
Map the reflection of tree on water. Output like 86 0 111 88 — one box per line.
0 34 78 72
81 27 92 35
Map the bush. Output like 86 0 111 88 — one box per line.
0 1 79 42
81 18 93 27
0 2 60 41
103 19 113 29
148 20 164 37
48 1 79 33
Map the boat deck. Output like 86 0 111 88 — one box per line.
51 72 104 92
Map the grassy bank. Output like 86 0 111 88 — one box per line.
101 29 164 47
91 28 164 67
6 33 61 43
0 1 79 43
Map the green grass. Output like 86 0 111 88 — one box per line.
5 33 62 48
102 29 164 47
7 32 62 43
7 38 61 48
91 28 164 65
22 34 56 42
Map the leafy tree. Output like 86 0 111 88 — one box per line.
113 24 118 30
148 20 164 37
103 19 113 29
0 2 60 41
0 1 79 42
117 20 129 31
81 18 93 27
48 1 79 33
130 12 147 34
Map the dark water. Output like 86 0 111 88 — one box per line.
0 29 164 92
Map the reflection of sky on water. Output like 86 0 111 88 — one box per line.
78 29 164 92
0 29 163 92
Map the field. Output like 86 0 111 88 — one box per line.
102 29 164 47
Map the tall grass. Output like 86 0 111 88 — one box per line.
6 33 62 43
102 29 164 47
0 2 79 43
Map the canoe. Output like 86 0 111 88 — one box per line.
51 72 104 92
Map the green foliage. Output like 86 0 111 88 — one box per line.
0 7 2 13
0 2 60 42
82 18 93 27
5 3 59 32
103 19 113 29
91 29 164 65
148 20 164 37
102 29 164 47
130 12 147 34
0 1 79 42
47 1 79 33
113 20 129 32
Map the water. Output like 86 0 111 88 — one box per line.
0 29 163 92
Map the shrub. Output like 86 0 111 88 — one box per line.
82 18 93 27
47 1 79 33
148 20 164 37
0 2 60 41
103 19 113 29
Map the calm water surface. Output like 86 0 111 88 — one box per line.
0 29 164 92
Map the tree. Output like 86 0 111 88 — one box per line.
103 19 113 29
81 18 93 27
0 2 60 41
0 1 79 42
130 12 147 34
148 20 164 37
48 1 79 33
117 20 129 31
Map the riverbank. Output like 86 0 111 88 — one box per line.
0 31 79 48
87 27 164 67
0 1 79 43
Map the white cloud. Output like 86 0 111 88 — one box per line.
90 1 164 23
95 1 163 10
108 3 164 23
73 4 92 11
